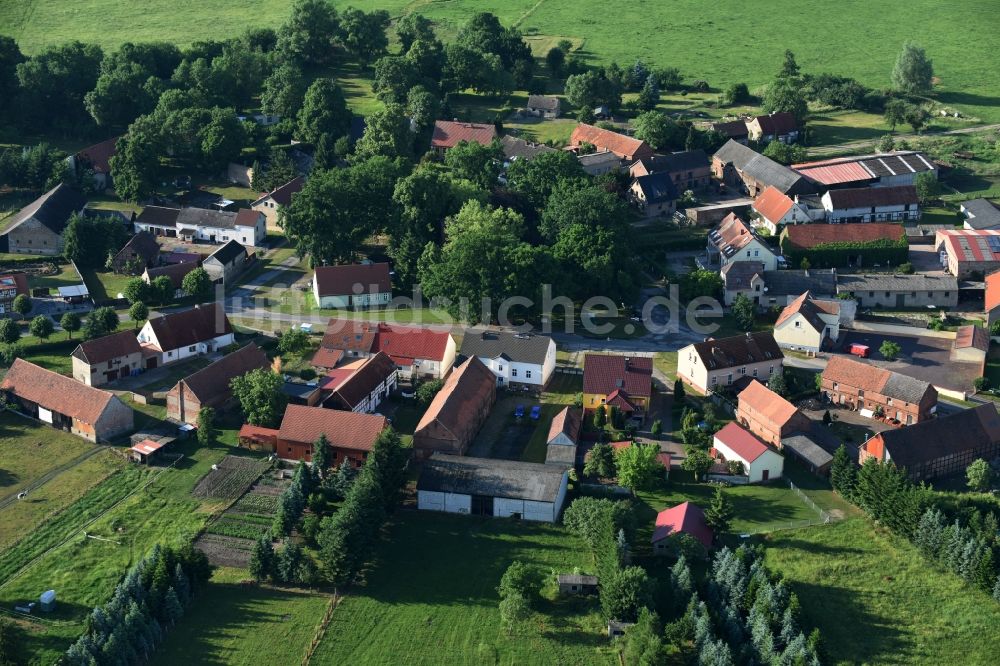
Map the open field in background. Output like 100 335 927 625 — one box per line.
310 511 615 665
764 516 1000 666
152 568 331 666
1 1 999 122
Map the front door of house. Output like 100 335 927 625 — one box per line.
762 469 769 481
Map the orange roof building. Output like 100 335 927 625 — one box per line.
736 379 811 447
431 121 498 151
570 124 654 162
413 357 497 459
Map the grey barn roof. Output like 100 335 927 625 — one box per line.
762 269 838 298
206 239 247 265
881 372 935 404
642 149 709 174
557 574 598 585
781 432 834 469
962 199 1000 230
176 208 238 230
417 454 566 503
837 273 958 293
501 135 556 161
633 172 679 203
459 330 553 366
4 183 87 236
713 140 813 195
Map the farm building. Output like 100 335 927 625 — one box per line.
557 574 598 595
202 240 251 285
952 325 989 368
238 405 388 467
651 502 713 553
821 185 920 223
712 422 784 483
0 273 29 317
142 261 199 298
736 379 811 447
677 332 784 394
836 273 958 308
1 359 134 442
525 95 561 118
252 176 303 230
130 438 171 464
629 150 711 191
1 183 87 256
711 141 814 197
821 356 937 425
745 112 799 143
780 432 834 475
322 351 397 414
986 271 1000 326
134 206 266 246
110 231 160 274
430 121 497 153
569 123 654 162
71 330 144 387
935 229 1000 279
416 454 569 523
137 304 234 368
792 151 937 189
318 319 456 380
545 406 582 466
458 329 557 389
68 136 119 191
961 198 1000 231
412 357 496 459
577 150 623 176
780 223 907 268
860 404 1000 481
312 263 392 309
165 343 270 424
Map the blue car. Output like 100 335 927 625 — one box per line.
530 405 541 420
514 404 525 418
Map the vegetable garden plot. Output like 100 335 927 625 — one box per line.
191 456 272 500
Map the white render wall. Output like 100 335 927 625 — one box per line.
417 490 472 514
713 436 785 483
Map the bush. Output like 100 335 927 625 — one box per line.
898 262 914 274
300 368 317 380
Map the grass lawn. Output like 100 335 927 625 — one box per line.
26 263 81 292
653 351 678 381
78 267 133 301
764 516 1000 665
808 109 893 145
310 511 615 665
0 411 97 499
152 568 331 666
0 449 124 551
521 373 582 463
20 333 110 376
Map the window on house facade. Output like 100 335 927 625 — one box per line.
526 370 532 378
858 389 865 397
188 345 196 352
727 374 733 385
739 367 746 375
511 369 517 377
794 320 801 328
712 376 718 386
769 366 774 375
753 368 758 377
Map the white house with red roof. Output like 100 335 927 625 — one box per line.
430 121 498 153
252 176 304 230
318 319 456 380
651 502 713 552
312 263 392 309
706 213 778 271
752 186 813 234
772 292 843 353
712 422 784 483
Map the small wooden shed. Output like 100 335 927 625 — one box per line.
557 573 598 595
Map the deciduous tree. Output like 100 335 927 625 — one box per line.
615 443 662 491
297 79 352 145
29 315 53 341
892 42 934 94
231 368 288 427
181 267 212 300
966 458 992 492
197 407 218 446
60 312 81 339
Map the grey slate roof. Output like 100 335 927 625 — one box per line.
206 239 247 265
762 269 838 298
643 149 709 174
781 432 834 469
713 140 813 195
526 95 560 111
459 330 553 366
837 273 958 293
557 574 598 585
961 198 1000 230
501 135 556 162
881 372 934 404
879 403 1000 469
4 184 86 236
417 453 566 503
633 172 679 204
176 207 238 230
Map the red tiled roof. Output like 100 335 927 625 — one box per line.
72 330 142 365
737 380 800 429
775 291 838 332
715 213 759 253
234 209 261 229
753 186 795 223
794 160 874 186
145 261 198 289
131 439 166 456
376 323 452 365
570 123 651 160
823 355 889 394
782 223 904 249
312 347 345 369
320 319 378 353
938 229 1000 263
278 404 386 451
750 112 798 136
254 176 303 207
239 423 278 445
583 354 652 398
76 136 120 174
710 120 749 139
651 502 713 547
606 389 638 412
327 351 396 409
546 406 581 444
714 422 770 463
987 271 1000 312
1 359 121 425
415 357 496 437
313 263 391 297
144 304 232 353
431 121 497 149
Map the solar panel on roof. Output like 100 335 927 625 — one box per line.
987 236 1000 254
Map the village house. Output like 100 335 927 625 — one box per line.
935 228 1000 279
312 263 392 309
202 240 251 286
706 213 779 271
745 112 800 143
417 453 569 523
860 403 1000 481
792 151 937 189
757 269 839 307
67 136 119 191
986 271 1000 327
651 502 713 553
752 186 812 233
736 379 812 447
545 406 582 466
318 319 456 380
430 121 498 154
165 343 269 424
1 359 134 442
239 405 388 466
142 261 199 298
711 141 814 197
1 184 87 256
0 273 29 317
951 325 989 370
629 150 712 191
71 330 144 387
821 185 920 223
137 304 235 369
569 123 654 162
710 120 750 145
677 332 784 394
251 176 303 231
133 206 266 246
960 198 1000 230
720 261 767 306
781 223 906 268
525 95 561 118
629 172 679 217
322 351 397 414
412 357 497 459
821 355 937 425
712 422 785 483
110 231 160 275
500 135 556 164
582 354 653 420
772 292 843 353
459 329 556 389
836 273 958 308
577 150 623 176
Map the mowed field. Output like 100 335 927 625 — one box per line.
2 1 1000 121
764 516 1000 666
310 511 615 665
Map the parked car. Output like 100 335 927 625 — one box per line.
530 405 541 420
848 343 870 358
514 404 525 418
